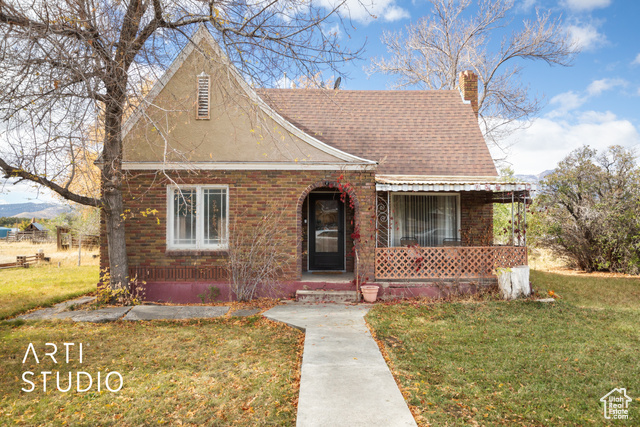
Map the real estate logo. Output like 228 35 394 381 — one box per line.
21 342 123 393
600 388 632 420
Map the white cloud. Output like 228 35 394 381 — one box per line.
322 23 341 39
0 179 57 204
502 114 640 175
547 91 586 118
561 0 611 12
566 22 607 51
382 5 410 21
586 78 627 96
633 53 640 65
577 110 617 124
546 78 626 118
517 0 537 13
318 0 409 24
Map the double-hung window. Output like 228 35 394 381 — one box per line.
390 193 460 247
167 185 228 250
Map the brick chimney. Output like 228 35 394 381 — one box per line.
459 70 478 118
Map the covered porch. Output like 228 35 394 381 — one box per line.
375 245 527 280
374 176 533 282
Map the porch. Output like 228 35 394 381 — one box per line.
374 245 527 281
373 176 533 282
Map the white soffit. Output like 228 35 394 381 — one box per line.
122 161 372 171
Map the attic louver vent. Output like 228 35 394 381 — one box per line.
196 73 210 120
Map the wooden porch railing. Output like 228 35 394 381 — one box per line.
375 246 527 280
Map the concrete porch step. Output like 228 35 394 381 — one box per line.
296 290 360 303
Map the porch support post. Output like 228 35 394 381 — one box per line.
387 192 390 246
523 193 527 247
375 192 378 248
511 192 515 246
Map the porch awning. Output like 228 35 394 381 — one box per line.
375 175 535 193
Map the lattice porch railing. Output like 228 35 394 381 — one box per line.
375 246 527 280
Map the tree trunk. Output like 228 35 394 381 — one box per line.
497 266 531 300
102 89 129 290
104 187 129 289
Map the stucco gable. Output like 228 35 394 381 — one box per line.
122 26 374 169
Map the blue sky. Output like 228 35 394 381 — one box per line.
1 0 639 204
334 0 640 175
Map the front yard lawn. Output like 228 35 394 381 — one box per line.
0 265 98 319
0 317 302 426
367 272 640 425
530 269 640 311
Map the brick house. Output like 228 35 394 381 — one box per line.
102 26 531 302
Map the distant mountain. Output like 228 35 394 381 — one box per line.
538 170 553 180
0 203 72 219
515 170 554 185
514 174 539 183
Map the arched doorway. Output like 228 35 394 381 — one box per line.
308 191 345 270
297 181 360 276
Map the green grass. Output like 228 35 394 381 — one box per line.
0 317 302 426
367 272 640 426
0 265 98 319
531 270 640 310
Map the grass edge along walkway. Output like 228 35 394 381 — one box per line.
1 265 98 320
367 271 640 426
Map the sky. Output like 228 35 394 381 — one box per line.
1 0 639 204
331 0 640 175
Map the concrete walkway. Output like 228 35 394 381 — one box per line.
264 303 417 427
16 298 230 322
17 298 416 425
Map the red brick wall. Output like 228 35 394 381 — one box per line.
460 192 493 246
459 70 479 118
100 169 376 282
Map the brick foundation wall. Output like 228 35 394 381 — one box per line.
100 169 376 283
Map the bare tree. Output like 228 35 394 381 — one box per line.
0 0 365 289
226 206 295 301
368 0 578 149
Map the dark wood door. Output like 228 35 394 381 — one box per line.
309 193 345 270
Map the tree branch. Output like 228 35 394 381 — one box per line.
0 156 102 207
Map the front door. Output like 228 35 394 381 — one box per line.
309 193 345 270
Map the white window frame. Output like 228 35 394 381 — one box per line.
166 185 229 250
390 192 461 247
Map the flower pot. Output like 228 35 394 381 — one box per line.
361 285 379 303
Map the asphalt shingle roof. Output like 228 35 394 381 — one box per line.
259 89 498 177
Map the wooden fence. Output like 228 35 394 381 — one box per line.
6 230 51 243
56 226 99 250
0 253 47 269
375 246 527 280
